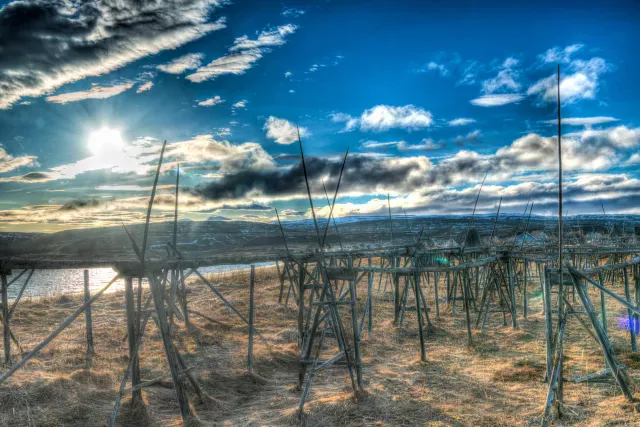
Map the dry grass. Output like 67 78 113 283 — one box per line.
1 263 640 426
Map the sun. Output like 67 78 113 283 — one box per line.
88 127 124 156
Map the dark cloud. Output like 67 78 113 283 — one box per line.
59 198 100 211
192 155 434 200
0 0 227 108
218 202 271 210
0 171 55 183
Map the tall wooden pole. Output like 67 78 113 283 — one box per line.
554 63 565 414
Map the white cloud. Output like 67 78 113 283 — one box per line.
538 44 584 64
198 96 225 107
543 116 618 126
527 57 610 104
470 94 524 107
453 130 483 146
232 100 247 109
46 83 134 104
481 57 521 94
157 53 205 74
165 134 275 172
421 61 448 76
136 81 153 93
330 113 359 132
0 147 37 173
361 139 442 151
230 24 297 52
186 50 263 82
285 71 293 78
187 24 298 83
448 118 476 127
0 1 227 109
358 105 434 132
289 89 295 93
264 116 310 144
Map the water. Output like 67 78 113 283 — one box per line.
4 262 275 300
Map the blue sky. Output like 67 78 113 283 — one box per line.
0 0 638 232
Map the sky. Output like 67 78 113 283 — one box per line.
0 0 639 233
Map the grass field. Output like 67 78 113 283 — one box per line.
1 264 640 426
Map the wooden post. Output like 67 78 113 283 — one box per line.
367 258 373 336
445 271 450 304
276 261 284 303
248 265 255 375
179 267 190 332
507 257 517 328
124 277 143 406
623 268 637 352
1 271 10 367
414 272 426 361
523 261 528 318
598 271 607 334
434 272 440 317
297 264 305 346
462 270 472 345
393 257 400 324
635 265 640 337
348 256 364 389
83 270 94 357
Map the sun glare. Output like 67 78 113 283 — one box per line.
88 127 124 155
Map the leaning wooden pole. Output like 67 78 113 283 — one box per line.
138 140 167 332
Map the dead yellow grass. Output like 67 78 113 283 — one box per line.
0 263 639 426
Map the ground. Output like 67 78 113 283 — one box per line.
1 263 640 426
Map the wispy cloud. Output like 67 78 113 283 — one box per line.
470 93 525 107
448 118 476 127
282 8 305 17
481 57 521 94
46 83 134 104
0 147 38 173
264 116 310 144
187 24 298 82
422 61 449 76
157 53 205 74
229 24 297 52
361 139 443 151
543 116 618 126
537 44 584 65
136 81 153 93
186 50 263 82
0 1 227 109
